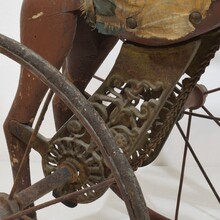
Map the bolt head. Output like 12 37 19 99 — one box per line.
189 11 202 25
126 17 138 29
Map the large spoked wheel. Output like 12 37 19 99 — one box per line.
0 34 149 220
169 75 220 219
158 36 220 219
135 79 220 219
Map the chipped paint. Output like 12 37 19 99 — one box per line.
32 12 44 20
29 118 34 124
13 144 19 151
12 158 19 164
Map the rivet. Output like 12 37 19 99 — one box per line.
189 11 202 25
126 17 138 29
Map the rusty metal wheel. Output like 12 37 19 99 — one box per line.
154 32 220 219
172 80 220 219
0 33 150 220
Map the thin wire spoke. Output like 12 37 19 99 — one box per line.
204 87 220 95
177 82 182 87
93 75 105 82
2 178 115 220
175 110 193 220
202 105 220 127
9 90 54 199
176 122 220 203
183 111 220 123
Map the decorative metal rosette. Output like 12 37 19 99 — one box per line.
42 120 109 203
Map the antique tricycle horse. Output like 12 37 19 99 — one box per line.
0 0 220 219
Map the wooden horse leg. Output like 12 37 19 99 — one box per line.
53 15 118 130
3 0 79 194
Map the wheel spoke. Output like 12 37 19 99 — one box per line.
183 110 220 124
176 122 220 203
204 87 220 95
93 75 105 82
202 105 220 127
175 110 193 220
9 90 54 199
2 178 115 220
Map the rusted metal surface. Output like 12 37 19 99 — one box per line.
14 167 73 210
136 28 220 168
1 28 220 219
0 33 150 220
1 178 115 220
0 193 19 220
184 84 208 110
89 41 200 167
9 120 49 157
0 0 220 219
5 38 203 220
9 39 199 204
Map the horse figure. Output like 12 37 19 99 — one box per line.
1 0 220 219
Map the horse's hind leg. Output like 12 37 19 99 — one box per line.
53 15 118 129
3 0 78 196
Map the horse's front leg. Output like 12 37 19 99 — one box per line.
3 0 78 196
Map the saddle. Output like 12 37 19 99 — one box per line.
82 0 220 44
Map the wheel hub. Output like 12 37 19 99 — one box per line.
184 84 208 110
42 119 109 204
